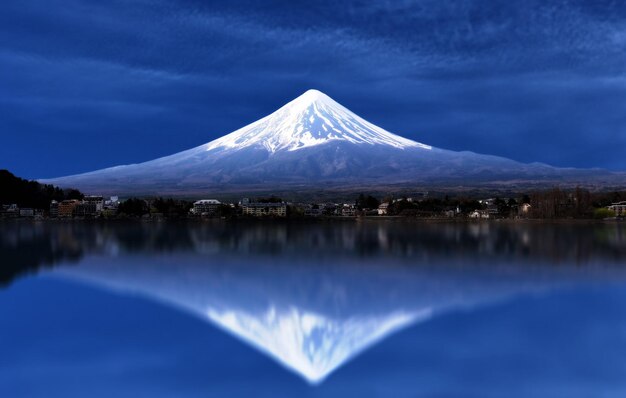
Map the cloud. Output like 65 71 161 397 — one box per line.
1 0 625 177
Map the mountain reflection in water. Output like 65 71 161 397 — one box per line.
1 220 625 383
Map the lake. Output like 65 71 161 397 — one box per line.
1 220 626 397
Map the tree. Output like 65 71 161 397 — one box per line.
215 204 235 218
256 196 283 203
460 201 477 214
152 197 192 217
64 189 84 200
594 208 616 219
494 197 510 217
0 169 84 210
118 198 149 217
356 194 380 210
388 199 417 216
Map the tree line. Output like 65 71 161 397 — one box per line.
0 169 83 209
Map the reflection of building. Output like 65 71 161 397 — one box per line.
242 202 287 217
58 200 80 218
608 202 626 217
191 199 221 216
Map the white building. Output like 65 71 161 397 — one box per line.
242 202 286 217
378 202 389 215
469 210 490 219
103 196 120 212
192 199 221 216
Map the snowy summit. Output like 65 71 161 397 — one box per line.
205 89 431 153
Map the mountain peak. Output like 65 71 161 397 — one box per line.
298 88 329 102
290 89 336 108
204 90 430 153
278 89 339 117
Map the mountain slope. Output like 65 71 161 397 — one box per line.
41 89 624 196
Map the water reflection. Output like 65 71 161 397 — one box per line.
1 220 625 382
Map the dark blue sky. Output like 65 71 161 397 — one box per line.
1 0 625 179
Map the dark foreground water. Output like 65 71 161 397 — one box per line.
1 220 625 397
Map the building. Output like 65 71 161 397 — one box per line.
519 203 531 217
58 200 80 218
1 204 19 218
487 205 499 217
104 196 120 208
304 204 324 217
443 209 456 218
191 199 221 216
50 200 59 218
242 202 287 217
479 198 496 206
378 202 389 215
469 209 490 219
83 196 105 212
19 208 34 217
608 201 626 217
74 202 98 217
341 204 356 217
103 196 120 214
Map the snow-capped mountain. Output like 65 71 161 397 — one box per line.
205 89 429 153
41 89 623 195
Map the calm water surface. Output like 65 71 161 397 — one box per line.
1 220 625 397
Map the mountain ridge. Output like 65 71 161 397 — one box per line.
41 89 625 196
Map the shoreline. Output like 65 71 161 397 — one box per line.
1 216 622 225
